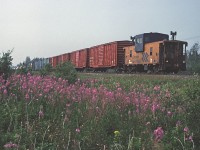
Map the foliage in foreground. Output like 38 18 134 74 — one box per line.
0 73 199 149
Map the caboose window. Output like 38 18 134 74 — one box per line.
150 47 153 56
130 50 132 57
136 38 139 44
136 38 143 44
140 38 143 43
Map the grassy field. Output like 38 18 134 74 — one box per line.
0 73 199 149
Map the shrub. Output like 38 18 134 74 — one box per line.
15 66 28 75
187 42 200 73
39 64 53 76
55 61 77 83
0 50 13 81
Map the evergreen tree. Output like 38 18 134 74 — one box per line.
187 43 200 73
0 50 13 81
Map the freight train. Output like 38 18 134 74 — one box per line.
31 31 187 73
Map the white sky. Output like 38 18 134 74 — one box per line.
0 0 200 65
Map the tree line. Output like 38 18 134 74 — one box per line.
187 42 200 74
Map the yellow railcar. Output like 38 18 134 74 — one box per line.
124 32 187 73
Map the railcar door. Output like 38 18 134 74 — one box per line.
159 42 178 72
160 41 186 72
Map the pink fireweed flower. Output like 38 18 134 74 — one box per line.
117 88 122 91
4 142 18 148
154 127 164 142
22 83 27 89
92 88 97 94
66 103 71 107
151 102 160 113
165 90 171 98
167 111 172 117
189 135 193 142
25 93 29 100
184 127 189 133
58 78 62 82
76 128 80 133
27 72 31 76
39 110 44 118
6 81 10 86
153 85 160 91
3 89 7 95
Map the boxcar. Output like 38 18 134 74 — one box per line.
57 54 62 65
57 53 70 64
62 53 70 62
52 56 58 68
89 41 132 72
69 48 89 71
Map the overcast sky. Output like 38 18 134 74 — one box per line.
0 0 200 65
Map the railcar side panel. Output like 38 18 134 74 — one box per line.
89 41 132 69
62 53 70 62
78 49 88 68
125 41 161 65
117 41 133 67
57 55 63 65
70 51 77 67
52 56 58 68
70 48 88 69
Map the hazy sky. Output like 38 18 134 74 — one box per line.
1 0 200 65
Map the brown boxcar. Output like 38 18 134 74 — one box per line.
57 54 63 65
62 53 70 62
89 41 132 71
57 53 70 64
51 53 70 67
69 48 89 70
69 51 76 67
52 56 58 68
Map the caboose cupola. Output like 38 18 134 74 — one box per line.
131 32 169 52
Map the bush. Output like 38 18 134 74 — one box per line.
15 66 28 75
55 61 77 83
187 42 200 73
0 50 13 81
39 64 53 76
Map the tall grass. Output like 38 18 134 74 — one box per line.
0 73 199 149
